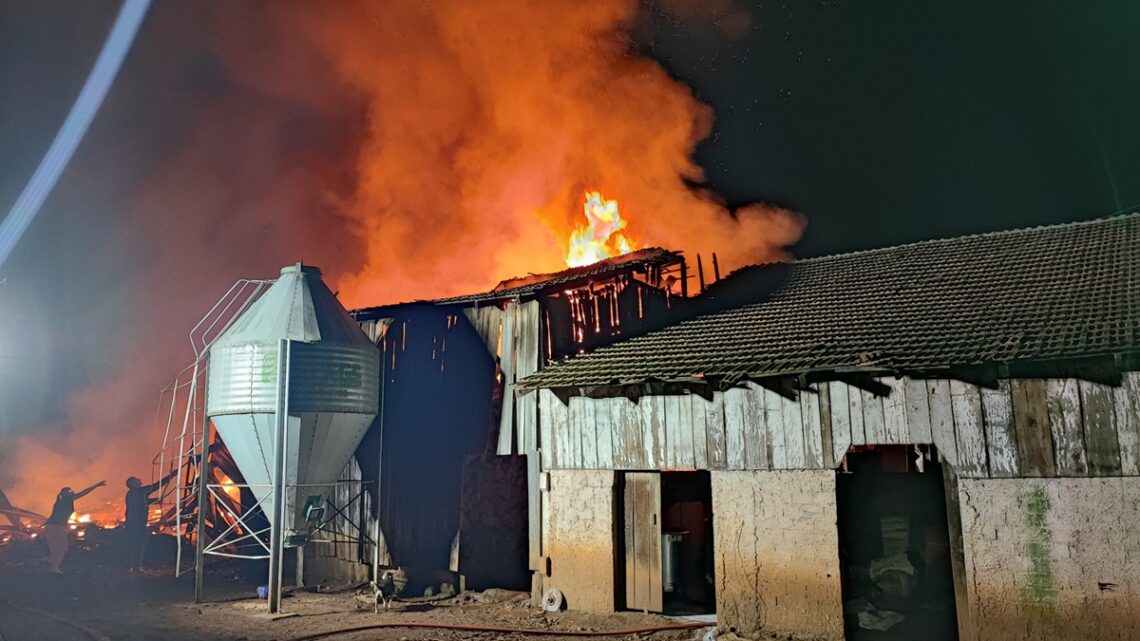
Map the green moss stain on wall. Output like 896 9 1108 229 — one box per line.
1022 485 1056 616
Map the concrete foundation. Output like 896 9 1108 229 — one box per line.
711 469 844 640
958 477 1140 641
543 469 616 613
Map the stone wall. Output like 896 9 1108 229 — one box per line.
958 477 1140 641
544 469 616 613
711 470 844 640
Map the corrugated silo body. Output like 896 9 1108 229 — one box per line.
206 264 379 540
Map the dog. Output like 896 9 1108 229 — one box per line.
371 566 408 612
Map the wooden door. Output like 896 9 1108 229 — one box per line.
623 472 663 612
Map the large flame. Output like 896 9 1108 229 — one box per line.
566 192 637 267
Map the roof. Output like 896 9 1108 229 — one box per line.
216 264 373 348
518 213 1140 390
353 247 682 317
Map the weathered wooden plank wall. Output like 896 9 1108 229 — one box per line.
515 302 540 455
462 306 503 358
1116 373 1140 475
497 303 516 455
483 301 542 456
537 373 1140 479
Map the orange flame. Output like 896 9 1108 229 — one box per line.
216 470 242 504
565 192 637 267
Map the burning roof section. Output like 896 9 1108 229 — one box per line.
353 247 683 318
517 213 1140 391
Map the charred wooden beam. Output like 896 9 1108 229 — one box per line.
696 254 706 293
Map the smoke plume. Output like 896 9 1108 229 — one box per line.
284 0 803 306
0 0 802 515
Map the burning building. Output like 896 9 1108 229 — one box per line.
151 205 702 595
348 243 692 592
515 213 1140 641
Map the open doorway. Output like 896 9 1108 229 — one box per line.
836 445 958 641
620 471 715 616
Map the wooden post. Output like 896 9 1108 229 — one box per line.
941 461 973 641
679 260 689 298
711 253 721 282
696 254 706 293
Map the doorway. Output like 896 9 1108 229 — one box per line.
836 445 959 641
620 471 715 615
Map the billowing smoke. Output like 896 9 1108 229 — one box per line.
282 0 804 306
0 0 802 515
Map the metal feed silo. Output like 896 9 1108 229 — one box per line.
206 263 379 540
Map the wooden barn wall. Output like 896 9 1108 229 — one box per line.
539 372 1140 479
464 301 540 456
308 456 377 566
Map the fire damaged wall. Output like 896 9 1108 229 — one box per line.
355 305 495 575
711 470 844 640
958 477 1140 641
543 470 617 613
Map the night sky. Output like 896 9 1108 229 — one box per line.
640 1 1140 254
1 1 1139 437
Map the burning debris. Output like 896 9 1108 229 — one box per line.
0 487 43 546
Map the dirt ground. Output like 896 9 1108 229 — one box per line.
0 534 713 641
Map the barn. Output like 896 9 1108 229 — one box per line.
344 247 691 593
516 213 1140 641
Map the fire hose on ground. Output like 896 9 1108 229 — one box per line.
284 621 710 641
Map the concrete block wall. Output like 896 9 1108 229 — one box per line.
958 477 1140 641
544 469 616 613
711 469 844 640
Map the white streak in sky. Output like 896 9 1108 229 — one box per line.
0 0 151 268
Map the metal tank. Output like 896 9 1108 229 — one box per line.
206 263 379 541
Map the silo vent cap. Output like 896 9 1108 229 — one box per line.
280 262 322 276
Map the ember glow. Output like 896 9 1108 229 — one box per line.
566 192 637 267
70 511 120 528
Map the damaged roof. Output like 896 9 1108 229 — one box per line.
517 213 1140 390
433 246 682 304
353 247 682 318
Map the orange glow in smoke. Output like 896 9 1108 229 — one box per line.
0 2 808 524
566 192 637 267
216 470 241 504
